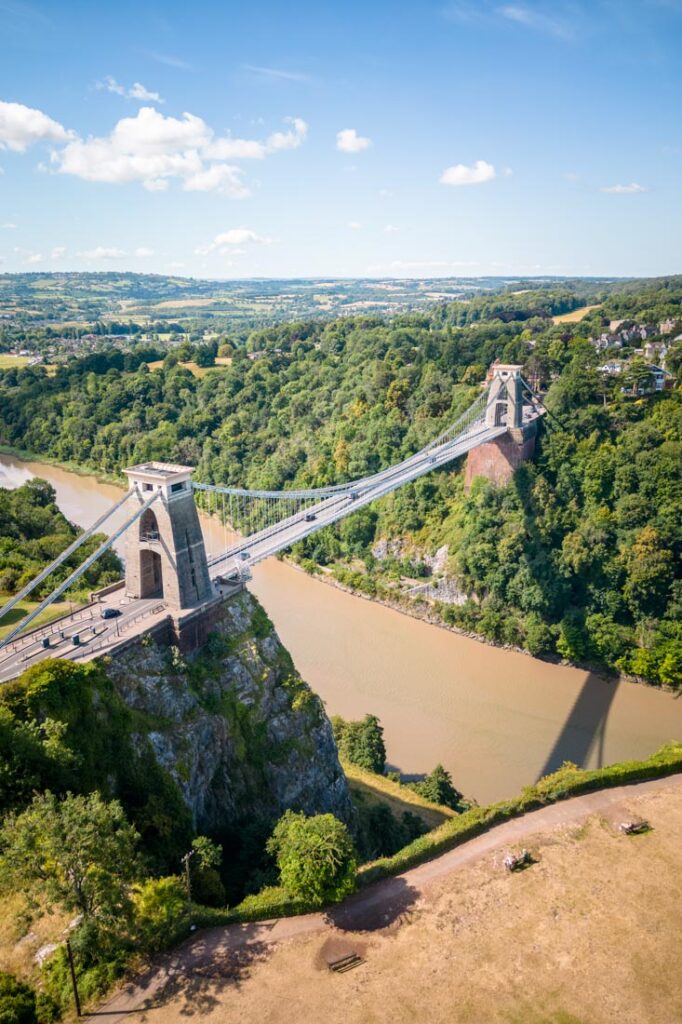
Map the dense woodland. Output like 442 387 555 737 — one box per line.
0 277 680 689
0 480 120 600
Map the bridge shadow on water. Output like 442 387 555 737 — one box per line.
536 671 620 781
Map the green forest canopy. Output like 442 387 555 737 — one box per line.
0 278 680 686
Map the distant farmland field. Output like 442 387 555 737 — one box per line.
553 304 601 324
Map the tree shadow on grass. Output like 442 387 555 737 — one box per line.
326 876 419 933
93 926 274 1021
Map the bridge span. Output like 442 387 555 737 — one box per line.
0 365 545 682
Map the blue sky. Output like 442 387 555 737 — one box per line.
0 0 680 278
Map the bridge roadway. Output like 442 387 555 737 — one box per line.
0 404 541 683
208 413 530 573
0 588 167 684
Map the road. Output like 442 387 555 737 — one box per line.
84 772 682 1023
0 589 164 683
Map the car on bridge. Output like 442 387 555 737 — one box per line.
100 607 122 619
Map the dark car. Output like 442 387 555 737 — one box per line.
101 607 122 620
304 512 317 522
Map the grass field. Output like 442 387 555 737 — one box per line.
0 354 31 368
146 359 231 378
553 304 602 324
0 595 83 641
123 781 682 1024
343 760 455 830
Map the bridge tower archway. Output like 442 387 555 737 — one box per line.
139 548 164 598
123 463 214 612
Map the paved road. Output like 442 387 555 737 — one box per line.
85 772 682 1023
0 590 164 683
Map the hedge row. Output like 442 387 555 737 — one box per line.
357 742 682 885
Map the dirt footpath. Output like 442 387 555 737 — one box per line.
91 775 682 1024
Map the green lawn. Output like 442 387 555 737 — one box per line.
0 354 31 369
0 596 83 641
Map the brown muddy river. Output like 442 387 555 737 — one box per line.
2 452 681 805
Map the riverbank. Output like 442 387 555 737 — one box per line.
0 447 671 693
4 450 682 805
0 444 125 488
286 556 673 694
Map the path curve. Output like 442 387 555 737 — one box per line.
86 773 682 1022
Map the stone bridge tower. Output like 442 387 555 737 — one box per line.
123 463 214 611
464 364 537 489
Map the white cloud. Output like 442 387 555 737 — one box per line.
134 246 154 257
347 221 362 230
244 65 311 83
497 5 573 40
128 82 163 103
195 227 272 255
266 117 308 151
440 159 496 186
25 252 44 264
79 246 127 260
384 224 399 233
206 137 267 160
2 222 17 229
183 164 249 197
50 246 66 259
143 51 194 71
336 128 371 153
601 182 649 194
49 107 306 194
0 100 73 152
97 76 165 103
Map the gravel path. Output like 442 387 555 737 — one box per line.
86 773 682 1022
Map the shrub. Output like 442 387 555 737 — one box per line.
0 971 37 1024
132 876 186 951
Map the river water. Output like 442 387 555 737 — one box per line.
2 452 681 805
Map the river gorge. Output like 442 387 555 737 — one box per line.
2 451 681 806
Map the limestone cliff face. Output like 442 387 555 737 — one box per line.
105 591 352 834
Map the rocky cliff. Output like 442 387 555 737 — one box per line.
105 590 352 834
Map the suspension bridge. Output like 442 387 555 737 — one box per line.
0 365 545 680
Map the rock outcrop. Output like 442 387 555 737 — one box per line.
105 590 352 834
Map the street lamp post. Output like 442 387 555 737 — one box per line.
181 849 195 925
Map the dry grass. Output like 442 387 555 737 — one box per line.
126 785 682 1024
0 892 71 981
552 304 602 324
0 354 31 368
145 359 230 378
152 298 221 309
343 760 455 830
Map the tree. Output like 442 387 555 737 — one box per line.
0 791 139 922
332 714 386 774
266 811 357 903
190 835 225 906
409 765 463 810
0 972 37 1024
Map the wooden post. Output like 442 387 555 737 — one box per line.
66 939 82 1017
